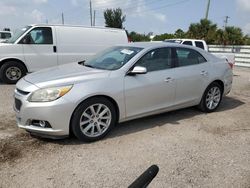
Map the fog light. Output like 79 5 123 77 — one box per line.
30 120 52 128
39 120 46 128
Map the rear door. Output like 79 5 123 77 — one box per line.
124 47 176 117
172 47 210 105
21 27 58 72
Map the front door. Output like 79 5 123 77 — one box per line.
124 47 176 118
21 27 58 72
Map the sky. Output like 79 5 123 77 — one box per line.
0 0 250 35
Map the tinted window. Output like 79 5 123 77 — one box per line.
195 41 205 49
136 48 172 72
183 41 192 46
174 48 206 67
1 33 11 39
28 27 53 44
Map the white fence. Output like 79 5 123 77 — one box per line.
208 45 250 67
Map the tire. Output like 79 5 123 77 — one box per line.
0 61 27 84
71 97 117 142
198 82 223 113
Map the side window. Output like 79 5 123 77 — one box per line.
1 33 11 39
195 41 205 49
182 41 193 46
175 48 206 67
28 27 53 44
136 48 172 72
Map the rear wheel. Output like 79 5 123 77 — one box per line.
0 61 26 84
71 97 116 142
199 82 222 112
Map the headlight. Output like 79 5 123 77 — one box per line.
28 85 73 102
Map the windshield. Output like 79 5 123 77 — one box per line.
84 46 143 70
5 26 31 43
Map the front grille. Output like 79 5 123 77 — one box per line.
15 98 22 111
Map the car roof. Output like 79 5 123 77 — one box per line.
118 42 200 50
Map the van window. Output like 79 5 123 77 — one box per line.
182 41 192 46
174 48 207 67
136 48 172 72
0 32 11 39
195 41 205 49
28 27 53 44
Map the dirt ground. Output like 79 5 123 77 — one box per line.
0 67 250 188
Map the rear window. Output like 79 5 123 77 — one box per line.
195 41 205 49
175 47 207 67
182 41 193 46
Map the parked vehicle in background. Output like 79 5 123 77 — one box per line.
165 39 208 51
14 42 233 142
164 38 235 67
0 31 12 42
0 24 128 84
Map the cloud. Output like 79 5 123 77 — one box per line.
92 0 166 23
0 3 17 16
31 9 46 23
236 0 250 12
33 0 48 4
71 0 78 6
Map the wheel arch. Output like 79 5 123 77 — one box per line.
0 58 28 72
209 79 224 94
69 95 120 136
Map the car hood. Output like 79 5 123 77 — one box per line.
24 62 111 88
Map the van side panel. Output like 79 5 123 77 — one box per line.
55 26 128 65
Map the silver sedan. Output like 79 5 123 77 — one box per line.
14 42 233 141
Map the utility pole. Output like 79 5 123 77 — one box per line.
224 16 230 29
90 0 93 26
93 10 96 26
205 0 211 20
61 12 64 25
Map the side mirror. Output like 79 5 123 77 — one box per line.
128 66 147 75
22 34 31 44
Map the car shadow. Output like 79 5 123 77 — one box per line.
40 96 245 145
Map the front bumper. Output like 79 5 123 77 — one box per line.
14 87 75 138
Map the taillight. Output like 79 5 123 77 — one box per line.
226 59 233 69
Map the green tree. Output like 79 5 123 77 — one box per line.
224 26 244 45
187 19 217 44
103 8 126 29
153 33 175 41
128 31 150 42
174 29 186 38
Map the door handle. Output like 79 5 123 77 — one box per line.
164 77 174 82
200 70 208 76
53 46 57 53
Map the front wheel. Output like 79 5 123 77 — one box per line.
71 97 117 142
0 61 27 84
199 82 223 112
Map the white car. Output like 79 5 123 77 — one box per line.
14 42 233 141
0 24 128 84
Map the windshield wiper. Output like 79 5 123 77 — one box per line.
84 64 95 68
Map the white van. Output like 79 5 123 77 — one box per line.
0 24 128 83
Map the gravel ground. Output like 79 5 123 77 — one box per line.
0 67 250 188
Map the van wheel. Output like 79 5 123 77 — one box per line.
0 61 26 84
198 82 222 112
71 97 116 142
